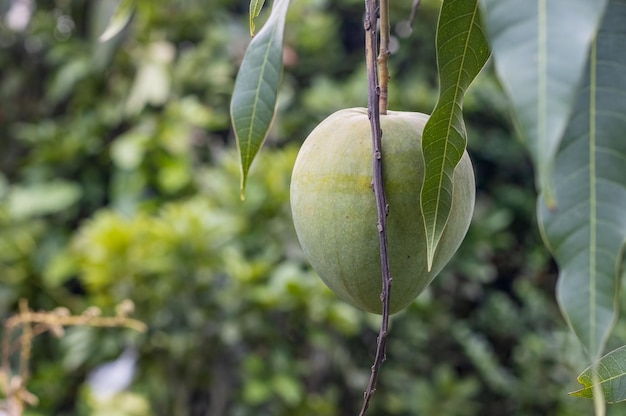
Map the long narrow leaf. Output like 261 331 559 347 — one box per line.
230 0 290 198
481 0 608 206
571 345 626 403
538 0 626 360
249 0 266 36
99 0 136 42
420 0 490 270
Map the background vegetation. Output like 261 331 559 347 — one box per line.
1 0 624 414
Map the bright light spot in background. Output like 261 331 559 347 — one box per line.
395 20 414 39
55 14 75 41
5 0 34 32
87 347 139 401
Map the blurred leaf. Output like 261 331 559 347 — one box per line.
111 129 151 170
230 0 291 199
538 0 626 360
480 0 608 205
571 345 626 403
421 0 490 270
125 42 175 116
243 379 271 404
90 0 127 71
87 391 153 416
249 0 266 36
0 173 8 199
43 249 78 287
157 158 191 193
170 96 216 128
99 0 136 42
47 58 92 104
273 374 302 405
7 181 82 219
62 327 98 372
452 322 516 395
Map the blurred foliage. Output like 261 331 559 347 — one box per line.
1 0 626 415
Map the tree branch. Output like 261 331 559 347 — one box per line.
1 299 146 415
378 0 390 115
358 0 393 414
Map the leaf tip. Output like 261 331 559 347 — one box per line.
568 386 595 400
240 173 248 202
426 250 434 272
99 25 121 43
249 0 266 37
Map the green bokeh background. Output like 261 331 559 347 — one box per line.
1 0 625 415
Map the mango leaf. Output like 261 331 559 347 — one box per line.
538 0 626 361
99 0 136 42
420 0 490 270
249 0 266 36
231 0 290 199
480 0 608 206
571 345 626 403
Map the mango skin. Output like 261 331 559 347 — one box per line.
290 108 475 314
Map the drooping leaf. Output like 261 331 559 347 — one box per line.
571 345 626 403
231 0 291 199
249 0 266 36
99 0 136 42
480 0 608 206
420 0 490 270
538 0 626 361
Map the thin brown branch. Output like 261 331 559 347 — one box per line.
377 0 390 115
358 0 393 414
4 310 147 333
18 300 31 384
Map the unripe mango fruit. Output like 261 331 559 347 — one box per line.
290 108 475 314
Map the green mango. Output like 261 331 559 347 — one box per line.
290 108 475 314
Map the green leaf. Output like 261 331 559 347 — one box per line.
249 0 266 36
99 0 136 42
480 0 608 206
571 345 626 403
7 181 82 220
538 0 626 360
420 0 490 270
231 0 290 199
